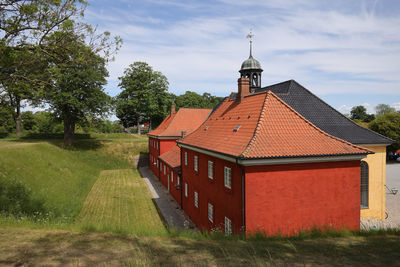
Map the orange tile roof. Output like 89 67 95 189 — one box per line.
159 145 181 169
178 91 371 159
148 108 212 137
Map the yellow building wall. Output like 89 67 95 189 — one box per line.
360 145 387 220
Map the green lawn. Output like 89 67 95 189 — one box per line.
77 169 166 236
0 134 151 231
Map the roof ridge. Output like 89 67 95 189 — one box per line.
240 92 271 157
290 80 394 143
266 90 371 154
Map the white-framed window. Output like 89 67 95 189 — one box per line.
185 183 188 197
171 171 174 182
208 161 213 179
157 160 159 167
194 155 198 172
194 191 198 208
177 176 180 186
164 165 166 175
184 152 188 166
208 203 214 222
160 163 162 171
224 167 231 189
224 216 232 235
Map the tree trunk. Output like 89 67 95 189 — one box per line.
64 114 75 146
137 119 141 135
15 100 22 136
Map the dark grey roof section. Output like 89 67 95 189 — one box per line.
255 80 394 145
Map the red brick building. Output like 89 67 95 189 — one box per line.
177 81 370 236
147 44 377 237
147 106 211 178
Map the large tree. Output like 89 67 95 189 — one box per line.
0 0 86 135
375 104 396 117
350 105 375 123
369 113 400 153
172 91 223 109
42 24 120 145
115 62 171 134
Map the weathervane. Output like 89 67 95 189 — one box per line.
246 29 254 57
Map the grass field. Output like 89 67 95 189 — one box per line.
0 134 153 233
0 227 399 266
77 169 166 236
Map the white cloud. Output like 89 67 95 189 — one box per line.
392 102 400 111
84 0 400 100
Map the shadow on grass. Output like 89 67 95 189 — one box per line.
3 230 400 266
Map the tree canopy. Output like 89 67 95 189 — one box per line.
350 105 375 123
369 113 400 153
172 91 223 110
115 62 172 133
375 104 396 117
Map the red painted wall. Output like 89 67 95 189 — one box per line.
148 137 177 178
244 161 361 236
181 147 243 234
160 139 177 155
158 160 182 205
148 137 160 177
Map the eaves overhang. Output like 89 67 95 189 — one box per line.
178 143 369 166
147 134 181 139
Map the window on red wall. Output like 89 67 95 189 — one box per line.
171 171 174 182
208 161 213 179
224 216 232 235
224 167 231 189
184 152 188 166
194 155 198 172
208 203 214 222
185 183 188 197
194 191 198 208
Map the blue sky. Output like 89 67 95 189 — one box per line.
83 0 400 115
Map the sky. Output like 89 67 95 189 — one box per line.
82 0 400 115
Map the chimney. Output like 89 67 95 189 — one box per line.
181 130 187 138
237 78 251 102
171 105 176 114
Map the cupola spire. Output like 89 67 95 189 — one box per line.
239 30 263 93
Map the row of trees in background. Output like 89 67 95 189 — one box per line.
349 104 400 152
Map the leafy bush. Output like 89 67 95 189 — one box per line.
0 179 46 216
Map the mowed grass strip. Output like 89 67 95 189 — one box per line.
77 169 167 236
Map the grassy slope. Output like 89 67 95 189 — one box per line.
0 135 146 221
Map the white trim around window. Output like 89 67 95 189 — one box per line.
224 166 231 189
185 183 188 197
208 203 214 222
224 216 232 235
194 191 198 208
208 161 213 179
194 155 198 172
184 152 188 166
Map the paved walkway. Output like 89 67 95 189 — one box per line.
137 157 196 231
361 163 400 229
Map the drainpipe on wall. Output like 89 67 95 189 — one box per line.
179 143 183 209
237 158 246 239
